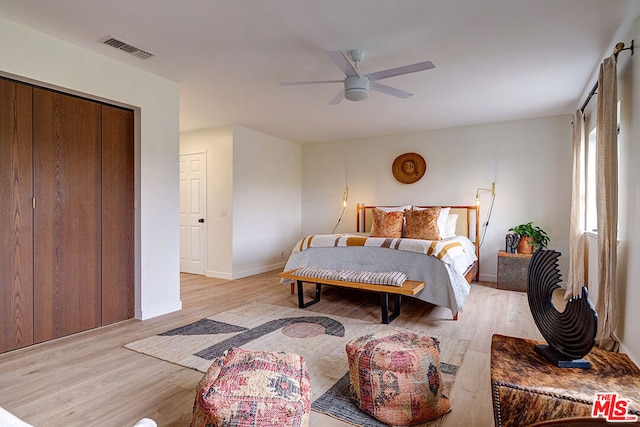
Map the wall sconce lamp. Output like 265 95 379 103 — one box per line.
476 182 496 206
475 182 496 247
332 186 349 234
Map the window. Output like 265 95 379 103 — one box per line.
584 101 620 233
585 127 597 232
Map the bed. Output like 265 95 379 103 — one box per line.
280 204 480 319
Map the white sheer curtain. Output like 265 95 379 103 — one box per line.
565 109 585 299
595 54 619 351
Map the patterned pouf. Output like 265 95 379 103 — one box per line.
191 347 311 427
346 329 451 426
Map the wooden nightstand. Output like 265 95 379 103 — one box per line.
497 250 533 292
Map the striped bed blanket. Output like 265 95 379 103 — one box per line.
294 234 467 266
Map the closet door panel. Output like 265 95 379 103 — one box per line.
101 105 134 324
33 89 102 342
0 79 34 353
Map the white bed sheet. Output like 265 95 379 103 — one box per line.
281 235 477 317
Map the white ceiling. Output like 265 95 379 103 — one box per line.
1 0 639 143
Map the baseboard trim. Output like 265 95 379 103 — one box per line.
204 262 287 280
137 300 182 320
478 273 497 283
205 270 233 280
231 262 286 279
616 336 639 367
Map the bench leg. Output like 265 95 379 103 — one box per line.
380 293 401 324
297 280 321 308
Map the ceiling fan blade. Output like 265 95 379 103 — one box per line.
328 88 344 105
326 51 360 77
279 79 343 86
366 60 435 82
370 82 413 99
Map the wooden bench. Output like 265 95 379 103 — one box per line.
278 269 425 324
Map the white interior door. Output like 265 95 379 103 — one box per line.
179 152 207 275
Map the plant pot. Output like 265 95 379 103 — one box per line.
517 236 534 254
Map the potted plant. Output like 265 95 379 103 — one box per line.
508 222 550 254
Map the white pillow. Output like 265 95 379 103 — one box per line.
0 407 34 427
375 205 412 213
437 207 451 238
443 213 458 238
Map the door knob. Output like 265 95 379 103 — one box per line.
198 218 205 223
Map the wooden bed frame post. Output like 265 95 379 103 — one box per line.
475 206 480 282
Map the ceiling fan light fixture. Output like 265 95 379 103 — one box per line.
344 76 370 102
280 49 434 104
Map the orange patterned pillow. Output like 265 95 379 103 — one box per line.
370 208 404 238
405 207 441 240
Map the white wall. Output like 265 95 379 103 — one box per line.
232 127 302 278
617 14 640 364
0 17 181 320
180 125 302 279
301 115 573 282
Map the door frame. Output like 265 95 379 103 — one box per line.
179 151 208 275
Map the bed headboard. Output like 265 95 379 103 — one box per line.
356 204 480 260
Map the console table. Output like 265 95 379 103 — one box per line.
490 334 640 427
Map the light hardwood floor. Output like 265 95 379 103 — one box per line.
0 271 543 427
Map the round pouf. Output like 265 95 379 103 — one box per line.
346 329 451 426
191 347 311 427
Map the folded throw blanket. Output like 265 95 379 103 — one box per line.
293 266 408 287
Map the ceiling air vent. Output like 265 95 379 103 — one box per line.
100 36 154 60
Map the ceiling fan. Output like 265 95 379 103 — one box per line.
279 49 435 104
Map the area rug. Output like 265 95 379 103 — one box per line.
125 302 469 427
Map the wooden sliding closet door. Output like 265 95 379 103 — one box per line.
33 88 102 343
0 79 34 353
101 105 134 325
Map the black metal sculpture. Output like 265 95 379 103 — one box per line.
527 250 598 368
